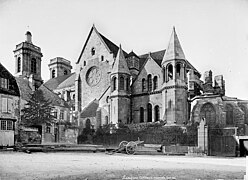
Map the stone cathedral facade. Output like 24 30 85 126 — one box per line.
75 25 248 133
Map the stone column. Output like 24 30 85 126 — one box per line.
198 118 208 154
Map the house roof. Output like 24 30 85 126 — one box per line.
0 62 20 96
15 77 32 100
56 73 76 90
111 45 130 75
80 99 99 118
43 74 72 91
39 85 70 108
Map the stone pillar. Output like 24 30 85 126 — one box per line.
198 118 208 154
41 124 45 144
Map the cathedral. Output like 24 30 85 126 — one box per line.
1 24 248 156
75 25 248 133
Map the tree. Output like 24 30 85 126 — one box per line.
21 89 55 127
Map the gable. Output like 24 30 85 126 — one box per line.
132 56 162 94
76 27 113 65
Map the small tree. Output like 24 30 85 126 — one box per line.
21 89 55 128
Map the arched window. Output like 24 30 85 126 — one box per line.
176 63 181 78
226 104 234 125
140 107 144 123
85 119 91 129
153 76 158 90
126 78 129 91
31 58 36 73
84 61 86 66
154 105 160 122
64 70 68 75
167 64 173 81
120 76 124 90
101 55 104 61
52 70 55 78
112 76 117 91
142 79 146 92
147 103 152 122
91 47 95 56
200 103 216 126
78 76 82 111
17 57 21 73
147 74 152 91
162 67 165 83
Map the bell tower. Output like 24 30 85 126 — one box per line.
161 27 188 125
110 45 131 124
13 31 43 89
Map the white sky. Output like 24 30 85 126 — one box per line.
0 0 248 99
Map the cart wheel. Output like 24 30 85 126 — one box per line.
126 141 137 155
119 141 128 151
119 141 128 149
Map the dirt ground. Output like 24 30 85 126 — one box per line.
0 151 246 180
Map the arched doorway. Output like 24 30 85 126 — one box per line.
200 103 216 126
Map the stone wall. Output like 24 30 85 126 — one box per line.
75 28 114 113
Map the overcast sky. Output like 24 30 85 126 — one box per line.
0 0 248 99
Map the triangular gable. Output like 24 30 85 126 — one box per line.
132 53 161 85
76 25 128 64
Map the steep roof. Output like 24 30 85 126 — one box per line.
76 25 128 64
162 27 185 63
0 62 20 97
15 77 32 101
80 99 99 118
43 74 72 91
39 85 69 108
111 45 130 75
56 73 76 90
127 51 140 59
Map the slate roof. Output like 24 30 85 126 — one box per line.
15 77 32 100
127 51 140 59
111 45 130 75
162 27 186 62
80 99 99 118
139 50 166 68
56 73 76 90
43 74 72 91
39 85 70 108
0 62 20 96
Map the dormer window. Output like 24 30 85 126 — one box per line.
64 70 68 75
91 47 95 56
